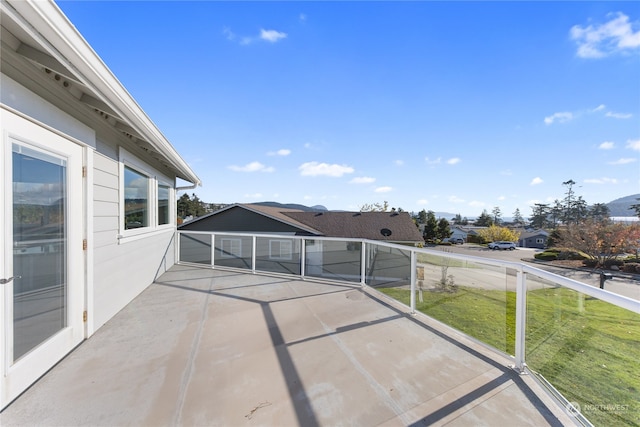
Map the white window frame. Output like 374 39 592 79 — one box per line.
118 148 175 242
220 238 242 258
269 239 293 260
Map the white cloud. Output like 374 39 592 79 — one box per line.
394 160 404 166
544 112 574 125
448 196 465 203
468 200 485 207
592 104 606 112
375 186 393 193
608 158 637 165
299 161 354 177
599 141 615 150
260 29 287 43
497 195 506 201
224 27 287 45
244 192 263 199
584 177 618 184
570 12 640 58
626 139 640 151
299 13 307 22
425 157 441 165
530 177 544 185
500 169 513 176
228 161 274 172
417 199 429 205
223 27 236 41
268 149 291 156
350 176 376 184
605 111 633 119
447 157 461 165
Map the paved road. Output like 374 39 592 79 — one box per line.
430 244 640 302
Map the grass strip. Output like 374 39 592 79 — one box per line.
378 286 639 426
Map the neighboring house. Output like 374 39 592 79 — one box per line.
449 226 470 242
518 230 549 249
1 0 200 409
452 226 485 243
180 204 424 245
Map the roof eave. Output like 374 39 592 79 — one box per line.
5 0 201 186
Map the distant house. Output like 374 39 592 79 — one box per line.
518 230 549 249
1 0 200 409
180 204 424 245
449 226 471 242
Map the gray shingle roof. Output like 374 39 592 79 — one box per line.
281 211 423 242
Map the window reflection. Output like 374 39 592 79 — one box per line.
124 166 149 229
158 184 170 225
12 145 67 361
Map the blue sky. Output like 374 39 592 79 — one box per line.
56 1 639 217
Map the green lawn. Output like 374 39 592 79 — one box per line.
378 286 640 426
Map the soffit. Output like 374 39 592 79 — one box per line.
0 0 201 185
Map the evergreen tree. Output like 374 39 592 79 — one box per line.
589 203 610 222
529 203 549 229
436 217 452 241
512 208 525 226
423 210 438 242
630 199 640 218
491 206 502 225
475 209 494 227
418 209 428 224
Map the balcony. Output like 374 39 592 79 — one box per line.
1 232 637 426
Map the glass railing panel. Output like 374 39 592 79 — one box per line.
525 273 640 426
365 243 411 288
255 236 301 275
378 251 516 356
304 239 362 282
179 233 211 264
213 234 253 270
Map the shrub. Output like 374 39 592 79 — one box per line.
535 251 558 261
622 263 639 273
583 259 598 268
548 247 589 261
604 259 625 269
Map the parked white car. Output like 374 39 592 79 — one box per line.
488 241 516 250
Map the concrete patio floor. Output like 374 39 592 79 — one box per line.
0 264 575 426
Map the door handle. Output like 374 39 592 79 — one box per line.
0 276 20 284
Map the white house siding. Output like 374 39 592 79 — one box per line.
92 231 176 330
91 150 177 330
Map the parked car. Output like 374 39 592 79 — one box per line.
442 237 464 244
488 241 516 250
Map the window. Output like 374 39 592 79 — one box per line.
158 184 170 225
221 238 242 258
269 239 292 260
124 166 149 229
120 148 174 238
536 238 544 244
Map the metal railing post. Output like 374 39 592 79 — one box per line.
252 235 256 274
175 231 180 263
514 268 527 372
360 240 366 287
410 250 416 314
210 233 216 268
300 238 306 279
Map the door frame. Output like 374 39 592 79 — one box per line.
1 108 88 410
